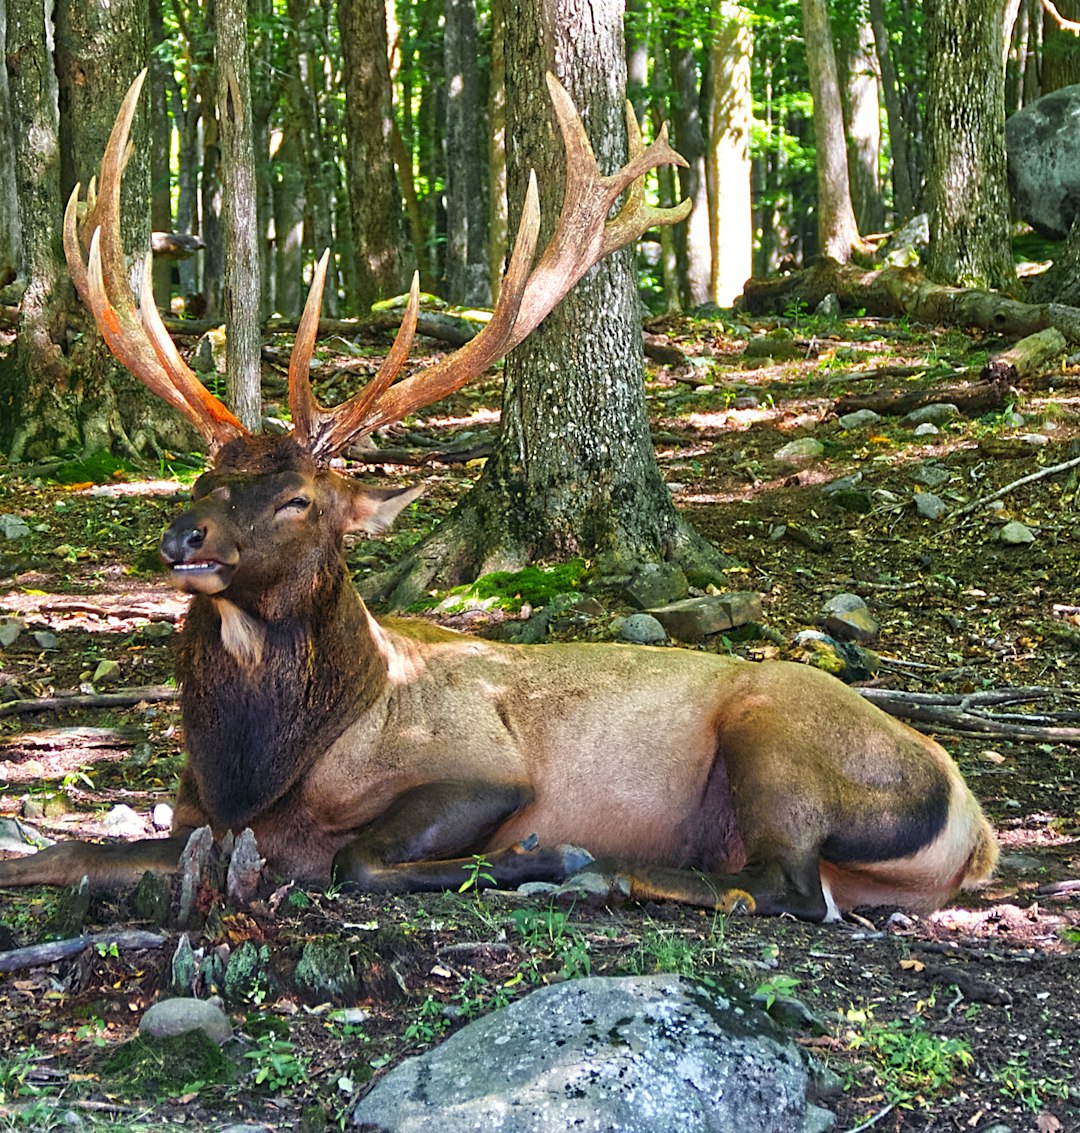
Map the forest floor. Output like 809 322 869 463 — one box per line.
0 304 1079 1132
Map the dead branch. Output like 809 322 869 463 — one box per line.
0 929 166 974
0 685 178 718
951 453 1080 518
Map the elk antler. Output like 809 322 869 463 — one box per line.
69 72 690 463
64 70 247 451
287 72 691 461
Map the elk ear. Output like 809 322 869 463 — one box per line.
344 482 426 535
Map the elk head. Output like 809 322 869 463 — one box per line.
65 70 691 615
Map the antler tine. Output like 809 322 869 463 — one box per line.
65 71 245 450
287 249 331 447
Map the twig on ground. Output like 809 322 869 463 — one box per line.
0 929 166 974
0 685 178 718
951 454 1080 519
844 1102 896 1133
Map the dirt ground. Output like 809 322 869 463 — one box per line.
0 310 1079 1132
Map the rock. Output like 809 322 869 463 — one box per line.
1006 84 1080 238
902 403 959 427
516 881 559 898
0 514 31 540
837 409 881 430
774 437 825 463
91 659 122 686
33 631 59 650
914 493 947 520
820 472 863 496
909 462 951 488
615 613 668 645
102 804 145 837
880 213 929 266
743 330 803 362
129 869 172 925
649 592 763 643
152 803 174 830
350 974 836 1133
821 594 879 644
295 938 359 1004
913 422 939 437
139 996 233 1045
830 489 872 514
999 521 1036 545
0 817 50 853
171 934 199 995
792 631 879 683
223 940 274 1004
623 562 689 610
0 619 23 647
814 293 840 318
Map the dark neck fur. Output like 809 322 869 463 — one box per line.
177 563 386 830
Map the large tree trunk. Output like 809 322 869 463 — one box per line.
372 0 725 610
488 0 508 305
706 1 753 306
0 0 23 284
867 0 916 220
2 0 194 462
925 0 1017 292
338 0 412 311
216 0 263 431
800 0 864 261
839 14 884 234
443 0 490 305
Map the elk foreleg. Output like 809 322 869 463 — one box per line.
332 780 592 893
0 833 193 890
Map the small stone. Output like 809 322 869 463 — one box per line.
0 620 23 647
821 471 863 496
152 803 174 830
830 489 872 514
102 805 146 837
902 403 959 426
837 409 881 430
616 613 667 645
0 514 31 540
649 592 763 643
295 938 359 1004
32 631 58 650
814 293 840 318
516 881 559 897
792 630 879 682
910 462 951 488
139 996 233 1045
91 659 122 686
622 563 689 610
914 493 947 520
129 869 173 924
822 593 879 643
872 489 900 504
913 422 939 436
1016 432 1050 447
774 437 825 463
999 521 1036 545
1003 409 1026 427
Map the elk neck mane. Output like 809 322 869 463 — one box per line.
176 549 387 831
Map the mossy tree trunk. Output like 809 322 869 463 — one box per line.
372 0 726 610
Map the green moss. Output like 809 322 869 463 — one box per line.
47 451 138 485
99 1031 238 1097
413 560 589 614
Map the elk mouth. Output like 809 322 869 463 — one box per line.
163 557 235 595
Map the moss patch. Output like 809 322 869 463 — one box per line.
99 1031 239 1097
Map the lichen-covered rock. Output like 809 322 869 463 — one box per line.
139 995 232 1045
350 974 836 1133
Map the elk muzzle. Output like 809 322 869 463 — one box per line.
160 507 240 595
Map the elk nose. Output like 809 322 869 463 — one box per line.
161 518 209 563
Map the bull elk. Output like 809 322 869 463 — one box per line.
0 73 997 920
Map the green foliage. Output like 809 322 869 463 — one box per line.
993 1052 1071 1112
403 995 451 1046
510 905 592 980
46 452 138 486
0 1046 45 1105
244 1033 310 1092
417 560 588 613
458 853 496 894
754 973 800 1009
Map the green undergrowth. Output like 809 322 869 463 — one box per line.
411 558 588 613
98 1030 239 1097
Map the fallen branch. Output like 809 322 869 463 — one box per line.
950 454 1080 518
0 929 166 974
857 686 1080 744
0 685 178 718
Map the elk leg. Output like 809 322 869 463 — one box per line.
577 852 831 921
0 833 193 890
332 780 593 893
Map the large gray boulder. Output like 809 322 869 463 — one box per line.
1006 85 1080 239
351 974 835 1133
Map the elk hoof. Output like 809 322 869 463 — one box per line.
716 888 756 915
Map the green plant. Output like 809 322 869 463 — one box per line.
458 853 496 895
510 906 591 979
993 1053 1071 1112
754 974 800 1009
244 1033 310 1091
403 995 451 1046
844 1010 973 1106
0 1046 45 1104
75 1016 109 1047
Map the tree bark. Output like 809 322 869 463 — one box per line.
338 0 412 311
925 0 1017 292
0 0 22 283
800 0 864 262
444 0 490 304
272 124 306 319
488 0 508 304
216 0 263 431
371 0 726 609
839 14 884 234
149 0 172 311
706 1 753 306
867 0 917 220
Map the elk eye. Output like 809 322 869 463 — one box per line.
277 496 311 513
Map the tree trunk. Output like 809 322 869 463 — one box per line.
839 14 884 234
706 1 753 306
867 0 916 220
168 73 201 303
216 0 263 431
149 0 173 311
1042 0 1080 90
800 0 864 261
925 0 1017 292
0 0 23 284
373 0 726 609
666 16 711 307
338 0 412 311
272 125 306 319
488 0 508 304
2 0 194 462
443 0 490 304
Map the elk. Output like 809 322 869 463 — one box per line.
0 73 997 920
